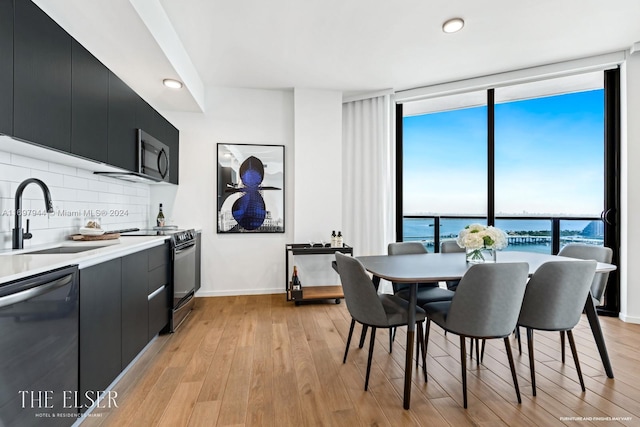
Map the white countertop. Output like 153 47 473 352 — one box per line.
0 235 170 284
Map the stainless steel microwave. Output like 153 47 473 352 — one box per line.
138 129 170 182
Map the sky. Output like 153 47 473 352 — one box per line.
403 89 605 216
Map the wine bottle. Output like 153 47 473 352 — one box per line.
336 231 343 247
331 230 337 247
292 266 302 290
156 203 165 227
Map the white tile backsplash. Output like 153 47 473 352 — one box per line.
12 154 49 171
0 151 10 164
0 149 151 250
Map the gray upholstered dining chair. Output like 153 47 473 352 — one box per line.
335 252 427 390
517 260 597 396
422 262 529 408
440 240 465 291
557 244 613 362
514 244 614 362
438 240 485 361
387 242 455 353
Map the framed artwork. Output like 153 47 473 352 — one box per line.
217 143 285 233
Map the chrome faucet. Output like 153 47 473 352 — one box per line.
12 178 54 249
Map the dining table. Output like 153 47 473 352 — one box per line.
356 250 617 410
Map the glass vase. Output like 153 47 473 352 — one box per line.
465 247 496 264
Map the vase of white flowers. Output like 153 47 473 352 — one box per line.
456 223 508 264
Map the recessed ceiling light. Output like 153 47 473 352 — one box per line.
442 18 465 33
163 78 183 89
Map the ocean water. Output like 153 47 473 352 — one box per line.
403 217 603 254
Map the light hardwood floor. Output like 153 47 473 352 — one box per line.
83 295 640 427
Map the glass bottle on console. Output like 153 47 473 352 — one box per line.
292 266 302 290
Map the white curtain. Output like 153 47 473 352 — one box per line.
342 94 396 262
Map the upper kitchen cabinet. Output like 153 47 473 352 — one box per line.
108 71 138 171
13 0 71 152
71 40 109 163
137 98 180 184
0 0 13 135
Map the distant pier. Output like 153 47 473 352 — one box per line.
413 234 602 248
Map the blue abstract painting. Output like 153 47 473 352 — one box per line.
217 144 284 233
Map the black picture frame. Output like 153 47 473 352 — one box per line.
217 143 285 233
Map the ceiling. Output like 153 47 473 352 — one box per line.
34 0 640 114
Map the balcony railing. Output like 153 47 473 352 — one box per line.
403 215 604 255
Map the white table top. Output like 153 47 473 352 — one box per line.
357 250 616 283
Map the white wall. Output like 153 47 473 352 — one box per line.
292 89 343 286
620 52 640 323
293 89 343 242
0 149 150 250
155 87 295 296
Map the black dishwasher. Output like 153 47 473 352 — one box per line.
0 265 79 426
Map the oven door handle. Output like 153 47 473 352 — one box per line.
0 274 73 309
174 243 196 256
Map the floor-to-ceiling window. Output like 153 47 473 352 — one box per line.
397 70 620 313
400 72 605 254
402 91 486 251
494 74 604 254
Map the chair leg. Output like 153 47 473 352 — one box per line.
480 339 486 363
418 322 427 380
475 338 480 366
504 337 522 404
359 325 368 348
516 326 522 355
527 328 536 396
469 337 474 360
364 327 377 391
560 330 566 363
343 318 356 364
424 319 431 382
567 330 586 392
389 328 394 354
460 336 468 408
415 324 420 367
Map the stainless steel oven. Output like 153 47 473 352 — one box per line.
170 229 197 331
0 265 79 426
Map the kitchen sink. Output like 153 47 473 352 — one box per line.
23 245 108 255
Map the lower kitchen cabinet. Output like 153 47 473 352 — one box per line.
149 285 170 340
79 258 122 411
79 243 171 411
148 242 171 339
121 250 149 369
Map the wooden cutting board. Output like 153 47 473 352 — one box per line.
70 233 120 241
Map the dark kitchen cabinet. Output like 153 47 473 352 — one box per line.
121 250 149 369
148 242 171 339
165 120 180 185
79 258 122 411
0 0 13 135
4 0 180 181
13 0 71 152
71 40 109 163
108 71 138 171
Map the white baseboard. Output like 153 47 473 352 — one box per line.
195 288 283 297
618 313 640 324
